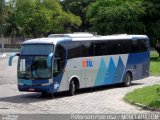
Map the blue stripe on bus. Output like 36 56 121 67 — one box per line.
113 57 125 83
104 57 116 85
127 51 150 65
94 58 107 86
94 57 117 86
94 56 126 86
94 51 150 86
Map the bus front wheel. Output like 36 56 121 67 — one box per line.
69 81 76 96
123 72 132 87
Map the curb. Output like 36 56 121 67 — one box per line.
124 98 160 112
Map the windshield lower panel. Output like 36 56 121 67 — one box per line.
18 56 52 79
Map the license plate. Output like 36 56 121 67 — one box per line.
29 88 35 92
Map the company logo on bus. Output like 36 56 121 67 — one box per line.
82 59 93 68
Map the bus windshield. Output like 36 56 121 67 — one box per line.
18 56 52 79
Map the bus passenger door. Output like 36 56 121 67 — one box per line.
53 43 67 91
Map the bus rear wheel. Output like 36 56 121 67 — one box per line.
123 72 132 87
69 81 76 96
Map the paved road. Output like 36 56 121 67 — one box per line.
0 77 160 115
0 58 160 116
0 57 17 85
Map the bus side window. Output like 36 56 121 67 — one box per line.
131 39 148 53
68 42 82 59
54 44 66 74
107 40 119 55
131 40 139 53
118 40 131 54
94 41 107 56
81 41 87 57
139 39 148 52
85 41 94 57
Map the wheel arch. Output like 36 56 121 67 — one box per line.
68 75 80 90
124 69 133 81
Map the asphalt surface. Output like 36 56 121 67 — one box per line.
0 57 17 85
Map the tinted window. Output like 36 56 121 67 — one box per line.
81 41 88 57
139 39 148 52
68 42 82 59
131 39 148 53
131 40 139 53
107 40 119 55
55 43 66 69
85 41 94 56
118 40 131 54
94 41 107 56
64 38 148 59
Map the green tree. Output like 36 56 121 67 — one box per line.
142 0 160 48
61 0 95 32
0 0 4 34
4 0 81 38
3 0 25 37
87 0 145 35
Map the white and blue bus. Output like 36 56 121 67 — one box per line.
9 33 150 96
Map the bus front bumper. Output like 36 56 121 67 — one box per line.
17 79 59 93
18 84 55 93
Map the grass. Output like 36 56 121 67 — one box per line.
150 51 160 76
124 85 160 109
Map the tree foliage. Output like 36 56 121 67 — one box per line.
2 0 160 51
0 0 5 34
61 0 95 31
87 0 145 35
142 0 160 45
4 0 81 37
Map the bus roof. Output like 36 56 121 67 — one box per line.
22 34 149 45
48 33 95 38
23 37 72 45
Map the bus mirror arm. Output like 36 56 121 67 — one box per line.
8 53 20 66
47 53 53 68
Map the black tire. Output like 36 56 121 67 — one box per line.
69 81 76 96
123 72 132 87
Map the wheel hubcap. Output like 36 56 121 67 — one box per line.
126 75 131 85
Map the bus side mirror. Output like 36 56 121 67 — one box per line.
8 53 19 66
47 53 53 68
